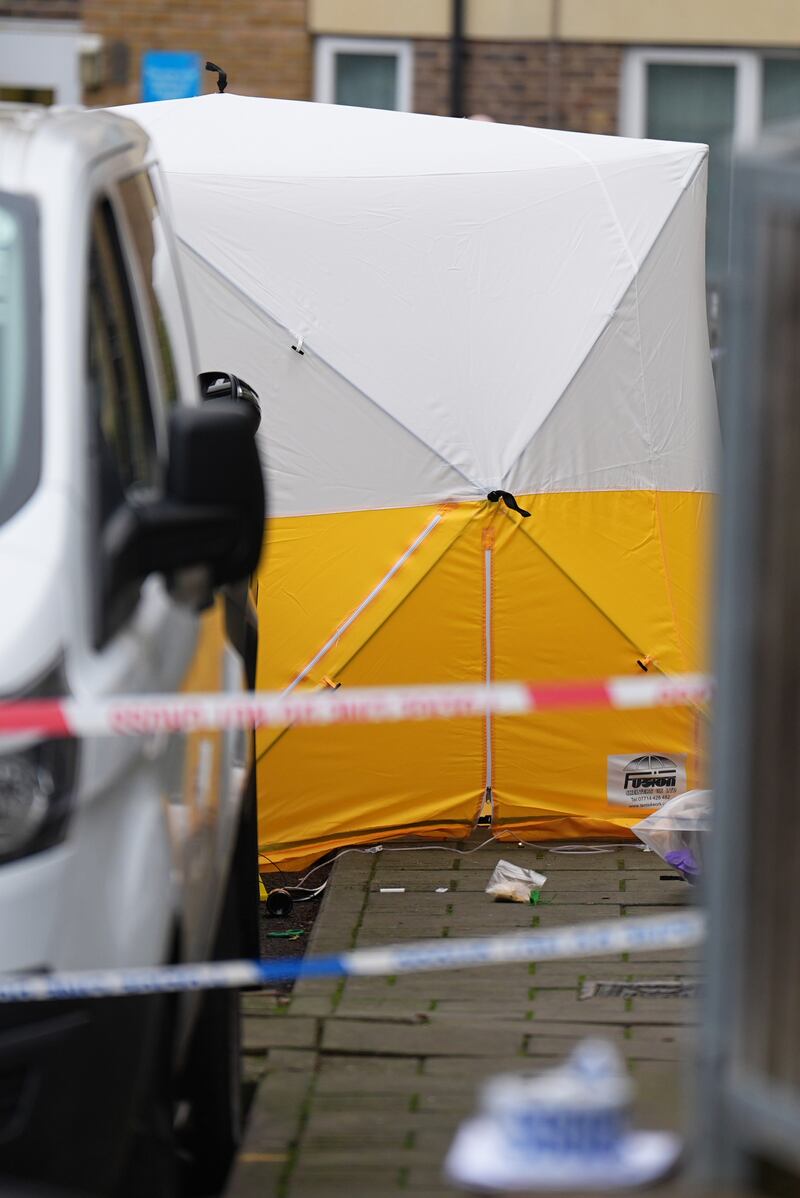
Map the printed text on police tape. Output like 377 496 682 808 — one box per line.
0 911 705 1003
0 674 711 740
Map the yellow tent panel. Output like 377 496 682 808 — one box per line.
256 492 710 869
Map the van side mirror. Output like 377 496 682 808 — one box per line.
166 400 264 583
99 402 265 643
199 370 261 432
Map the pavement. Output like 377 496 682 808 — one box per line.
228 836 700 1198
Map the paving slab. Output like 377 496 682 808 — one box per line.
228 835 700 1198
322 1016 530 1058
316 1053 423 1083
357 901 624 936
241 991 292 1015
242 1014 319 1051
261 1047 319 1071
288 995 337 1017
362 870 688 897
452 845 647 869
242 1055 268 1086
336 958 700 998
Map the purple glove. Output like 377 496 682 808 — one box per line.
664 848 700 878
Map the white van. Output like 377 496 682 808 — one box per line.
0 105 265 1195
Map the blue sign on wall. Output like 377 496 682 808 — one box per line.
141 50 202 102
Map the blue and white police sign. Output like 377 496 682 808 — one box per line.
141 50 202 102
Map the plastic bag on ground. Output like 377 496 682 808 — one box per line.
486 859 547 903
632 789 712 881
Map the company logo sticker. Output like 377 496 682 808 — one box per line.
607 753 687 808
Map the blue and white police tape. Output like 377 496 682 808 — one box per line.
0 911 704 1003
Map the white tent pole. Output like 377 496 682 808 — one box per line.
282 512 444 695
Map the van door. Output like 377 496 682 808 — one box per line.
61 194 199 970
111 168 248 956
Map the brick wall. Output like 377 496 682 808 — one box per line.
81 0 311 108
551 42 623 134
415 39 623 135
414 40 451 117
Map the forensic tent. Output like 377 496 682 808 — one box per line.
122 95 718 870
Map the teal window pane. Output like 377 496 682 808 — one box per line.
334 52 398 110
646 62 736 284
763 58 800 127
0 205 26 493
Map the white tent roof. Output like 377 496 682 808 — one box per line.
119 94 719 516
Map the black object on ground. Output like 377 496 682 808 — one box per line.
264 888 293 917
257 864 333 994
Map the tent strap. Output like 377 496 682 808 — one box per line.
487 490 531 518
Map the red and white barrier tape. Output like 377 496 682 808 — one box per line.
0 673 711 740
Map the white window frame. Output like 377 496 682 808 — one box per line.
314 36 413 112
619 46 762 149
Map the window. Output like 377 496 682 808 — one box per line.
0 192 40 528
314 37 413 111
0 86 53 105
0 20 87 106
116 171 180 409
621 49 800 286
644 61 737 285
763 58 800 126
87 199 158 524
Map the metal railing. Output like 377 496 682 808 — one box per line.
700 125 800 1190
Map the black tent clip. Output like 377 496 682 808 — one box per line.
205 61 228 93
487 490 531 518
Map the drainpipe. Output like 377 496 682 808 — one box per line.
450 0 465 118
546 0 562 128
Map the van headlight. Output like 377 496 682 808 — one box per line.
0 740 78 862
0 755 52 851
0 669 79 864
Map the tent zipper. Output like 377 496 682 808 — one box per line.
483 530 495 818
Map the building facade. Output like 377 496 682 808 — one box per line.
307 0 800 293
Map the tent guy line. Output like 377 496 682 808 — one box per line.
0 910 705 1003
505 507 655 666
0 673 712 740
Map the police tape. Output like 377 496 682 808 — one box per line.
0 673 711 740
0 911 704 1003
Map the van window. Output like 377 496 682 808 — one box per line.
88 199 159 521
117 171 182 408
0 192 40 528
